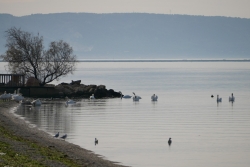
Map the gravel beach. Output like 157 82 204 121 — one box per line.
0 101 126 167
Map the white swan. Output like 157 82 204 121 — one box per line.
217 95 222 102
229 93 235 102
119 91 132 99
65 99 76 104
31 99 42 106
12 89 24 102
89 94 95 99
132 92 141 101
0 91 12 101
12 94 24 102
151 94 158 101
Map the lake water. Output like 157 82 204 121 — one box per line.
2 61 250 167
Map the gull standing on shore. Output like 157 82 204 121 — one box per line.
61 134 67 140
53 132 59 138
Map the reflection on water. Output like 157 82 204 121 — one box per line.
13 62 250 167
16 94 250 167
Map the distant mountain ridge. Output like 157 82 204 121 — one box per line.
1 13 250 59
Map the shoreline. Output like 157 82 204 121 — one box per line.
0 101 126 167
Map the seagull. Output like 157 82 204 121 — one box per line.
53 132 59 138
95 138 98 145
60 134 67 140
168 138 172 146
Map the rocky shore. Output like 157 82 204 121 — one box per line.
0 79 122 99
0 101 126 167
54 80 121 98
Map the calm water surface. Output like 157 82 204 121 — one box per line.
2 62 250 167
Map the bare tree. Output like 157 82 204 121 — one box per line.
1 27 77 86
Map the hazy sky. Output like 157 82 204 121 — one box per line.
0 0 250 18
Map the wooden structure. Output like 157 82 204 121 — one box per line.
0 74 25 87
0 74 61 98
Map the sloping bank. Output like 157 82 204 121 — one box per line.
0 101 126 167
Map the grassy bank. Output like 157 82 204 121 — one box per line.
0 120 83 167
0 100 124 167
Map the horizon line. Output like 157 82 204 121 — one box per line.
1 12 249 19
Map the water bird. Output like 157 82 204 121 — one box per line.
12 94 24 102
119 91 132 99
95 138 98 145
12 88 24 102
132 92 141 101
168 138 172 146
53 132 59 138
229 93 235 102
60 134 67 140
217 95 222 102
151 94 158 101
89 94 95 99
0 91 12 101
31 99 42 106
65 99 76 105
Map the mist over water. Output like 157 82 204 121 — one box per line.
4 61 250 167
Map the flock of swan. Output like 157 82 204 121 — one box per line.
0 89 42 106
1 88 235 108
0 89 24 102
120 92 158 102
65 92 158 105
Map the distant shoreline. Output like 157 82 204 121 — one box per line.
77 59 250 62
1 59 250 63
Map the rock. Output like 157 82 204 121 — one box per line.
54 82 120 98
70 80 81 85
94 88 108 98
97 85 106 89
61 82 69 85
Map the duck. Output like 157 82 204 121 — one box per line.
89 94 95 99
119 91 132 99
31 99 42 106
229 93 235 102
151 94 158 101
132 92 141 101
217 95 222 102
168 138 172 146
